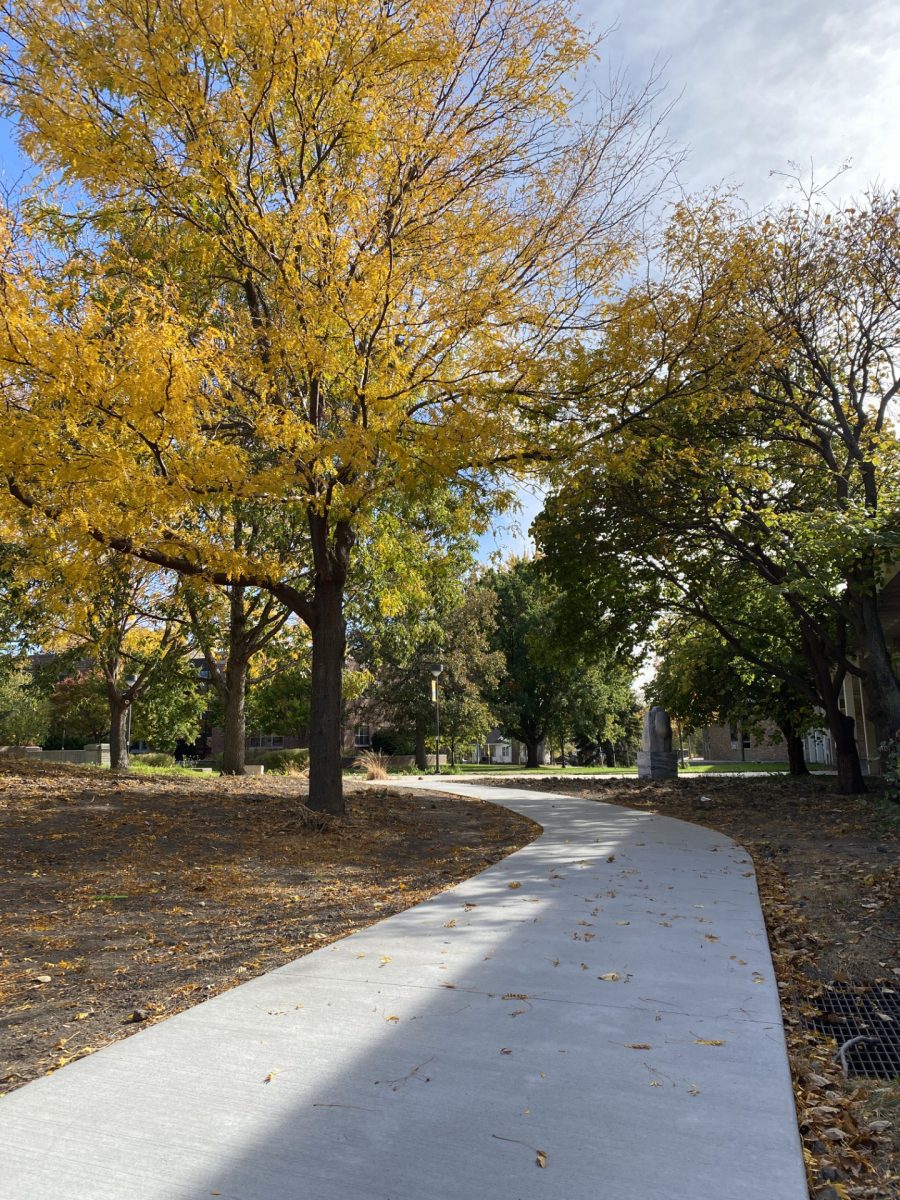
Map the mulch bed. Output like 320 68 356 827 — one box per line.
478 773 900 1200
0 761 537 1095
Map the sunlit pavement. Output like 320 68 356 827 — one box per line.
2 779 807 1200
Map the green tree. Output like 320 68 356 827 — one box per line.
650 607 818 775
0 0 668 812
484 558 635 768
349 494 495 769
0 661 50 746
244 630 313 745
539 189 900 792
131 653 206 753
45 666 108 745
564 661 642 766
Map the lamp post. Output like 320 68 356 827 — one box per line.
124 674 137 761
430 664 443 775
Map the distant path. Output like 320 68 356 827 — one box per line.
2 779 807 1200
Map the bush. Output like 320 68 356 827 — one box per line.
354 748 390 779
371 729 415 756
250 747 310 775
132 752 176 767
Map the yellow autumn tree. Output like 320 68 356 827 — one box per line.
0 0 668 811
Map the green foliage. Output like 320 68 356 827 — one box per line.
0 661 51 745
47 668 108 743
371 730 415 756
131 655 206 753
132 752 175 767
484 558 639 763
649 572 819 743
245 639 312 741
246 748 309 775
350 508 499 760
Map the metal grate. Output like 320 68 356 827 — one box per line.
806 982 900 1079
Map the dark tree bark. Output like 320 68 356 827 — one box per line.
525 739 540 768
221 652 250 774
800 620 866 794
778 720 809 776
218 586 251 775
414 712 428 771
188 575 291 777
108 694 130 769
307 576 346 813
855 589 900 765
305 515 354 815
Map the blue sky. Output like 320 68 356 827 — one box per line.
3 1 899 559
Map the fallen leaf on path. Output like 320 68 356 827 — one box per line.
625 1043 652 1049
694 1039 725 1046
536 1150 548 1168
507 882 522 890
598 972 620 982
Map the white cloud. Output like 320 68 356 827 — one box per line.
587 0 900 206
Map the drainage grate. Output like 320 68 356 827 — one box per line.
807 982 900 1079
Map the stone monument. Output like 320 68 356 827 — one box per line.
637 705 678 780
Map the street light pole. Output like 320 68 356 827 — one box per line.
124 675 137 765
431 665 443 775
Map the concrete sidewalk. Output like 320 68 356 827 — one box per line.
1 780 808 1200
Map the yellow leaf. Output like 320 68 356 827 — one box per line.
508 882 522 890
694 1039 725 1046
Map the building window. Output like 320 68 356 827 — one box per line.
247 733 284 750
354 724 371 748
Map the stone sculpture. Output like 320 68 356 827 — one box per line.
637 705 678 779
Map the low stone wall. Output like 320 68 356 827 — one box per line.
1 744 111 767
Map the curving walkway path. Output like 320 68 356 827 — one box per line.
2 779 808 1200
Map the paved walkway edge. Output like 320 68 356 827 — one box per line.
2 779 809 1200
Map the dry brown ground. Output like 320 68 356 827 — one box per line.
479 773 900 1200
0 760 537 1095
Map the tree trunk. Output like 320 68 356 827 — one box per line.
526 739 540 768
414 713 428 771
450 737 457 768
109 696 130 770
800 619 867 795
221 654 249 775
778 721 809 776
856 590 900 764
307 577 346 815
829 709 865 795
